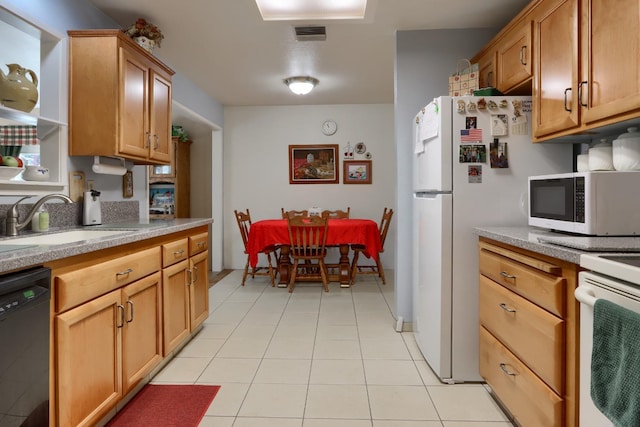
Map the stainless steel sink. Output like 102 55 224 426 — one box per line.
0 229 129 246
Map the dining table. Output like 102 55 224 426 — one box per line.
247 218 382 287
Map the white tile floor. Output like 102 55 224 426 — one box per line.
151 270 514 427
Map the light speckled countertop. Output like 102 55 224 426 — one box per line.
0 218 212 273
474 226 640 264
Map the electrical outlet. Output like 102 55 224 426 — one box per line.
87 180 95 191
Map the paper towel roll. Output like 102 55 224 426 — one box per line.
577 154 589 172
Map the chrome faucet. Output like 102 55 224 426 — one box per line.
5 194 73 236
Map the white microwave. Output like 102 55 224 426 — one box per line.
528 171 640 236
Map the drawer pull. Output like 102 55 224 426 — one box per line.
116 268 133 278
500 271 516 279
117 304 125 328
499 363 516 376
173 249 185 257
126 300 134 323
499 303 516 313
197 241 206 248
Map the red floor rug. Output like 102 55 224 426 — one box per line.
107 384 220 427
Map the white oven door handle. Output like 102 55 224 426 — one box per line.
575 285 598 307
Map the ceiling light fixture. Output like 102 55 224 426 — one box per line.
284 76 319 95
255 0 367 21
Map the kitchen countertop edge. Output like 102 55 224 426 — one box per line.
0 218 212 273
473 226 585 264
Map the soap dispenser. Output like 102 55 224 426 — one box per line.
83 189 102 226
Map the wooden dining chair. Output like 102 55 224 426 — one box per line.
281 208 308 219
286 213 330 293
350 207 393 285
321 208 350 219
234 209 277 286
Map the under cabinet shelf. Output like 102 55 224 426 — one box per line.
0 105 67 140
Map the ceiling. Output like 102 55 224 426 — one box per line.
87 0 531 107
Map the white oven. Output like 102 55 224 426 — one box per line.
576 254 640 427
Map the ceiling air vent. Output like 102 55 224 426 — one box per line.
294 26 327 41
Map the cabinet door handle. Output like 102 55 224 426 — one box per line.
116 268 133 278
153 134 159 150
499 363 516 376
564 88 572 112
499 303 516 313
126 300 134 323
145 132 151 149
117 304 125 328
187 268 193 285
519 46 527 65
173 249 185 257
500 271 516 279
578 81 588 107
193 265 199 284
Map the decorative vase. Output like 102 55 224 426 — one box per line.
0 63 39 113
133 36 155 53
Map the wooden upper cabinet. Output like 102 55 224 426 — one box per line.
532 0 580 139
68 30 174 164
581 0 640 125
476 50 495 89
496 21 533 93
532 0 640 141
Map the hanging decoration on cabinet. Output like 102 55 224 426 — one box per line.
124 18 164 53
448 59 479 96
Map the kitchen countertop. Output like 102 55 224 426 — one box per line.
0 218 212 274
474 226 640 264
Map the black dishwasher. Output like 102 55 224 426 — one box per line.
0 267 51 427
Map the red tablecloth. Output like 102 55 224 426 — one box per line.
247 219 382 267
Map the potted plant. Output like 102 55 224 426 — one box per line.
124 18 164 52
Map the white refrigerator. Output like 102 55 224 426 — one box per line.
412 95 572 383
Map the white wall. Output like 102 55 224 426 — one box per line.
394 28 498 323
224 104 395 270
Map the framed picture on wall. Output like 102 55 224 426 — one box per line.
289 144 339 184
343 160 372 184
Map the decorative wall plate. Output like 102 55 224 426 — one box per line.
355 142 366 154
364 152 372 159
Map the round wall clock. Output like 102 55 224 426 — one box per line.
321 119 337 136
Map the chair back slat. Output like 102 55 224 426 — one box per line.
282 208 309 219
321 208 350 219
234 209 252 249
379 208 394 249
287 214 328 258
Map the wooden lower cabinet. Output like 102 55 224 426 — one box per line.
162 259 190 355
478 237 579 427
51 226 210 426
162 233 210 355
56 272 162 427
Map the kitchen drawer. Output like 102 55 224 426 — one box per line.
55 246 161 312
479 242 565 317
189 231 208 256
480 275 564 394
162 238 189 267
480 327 563 427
